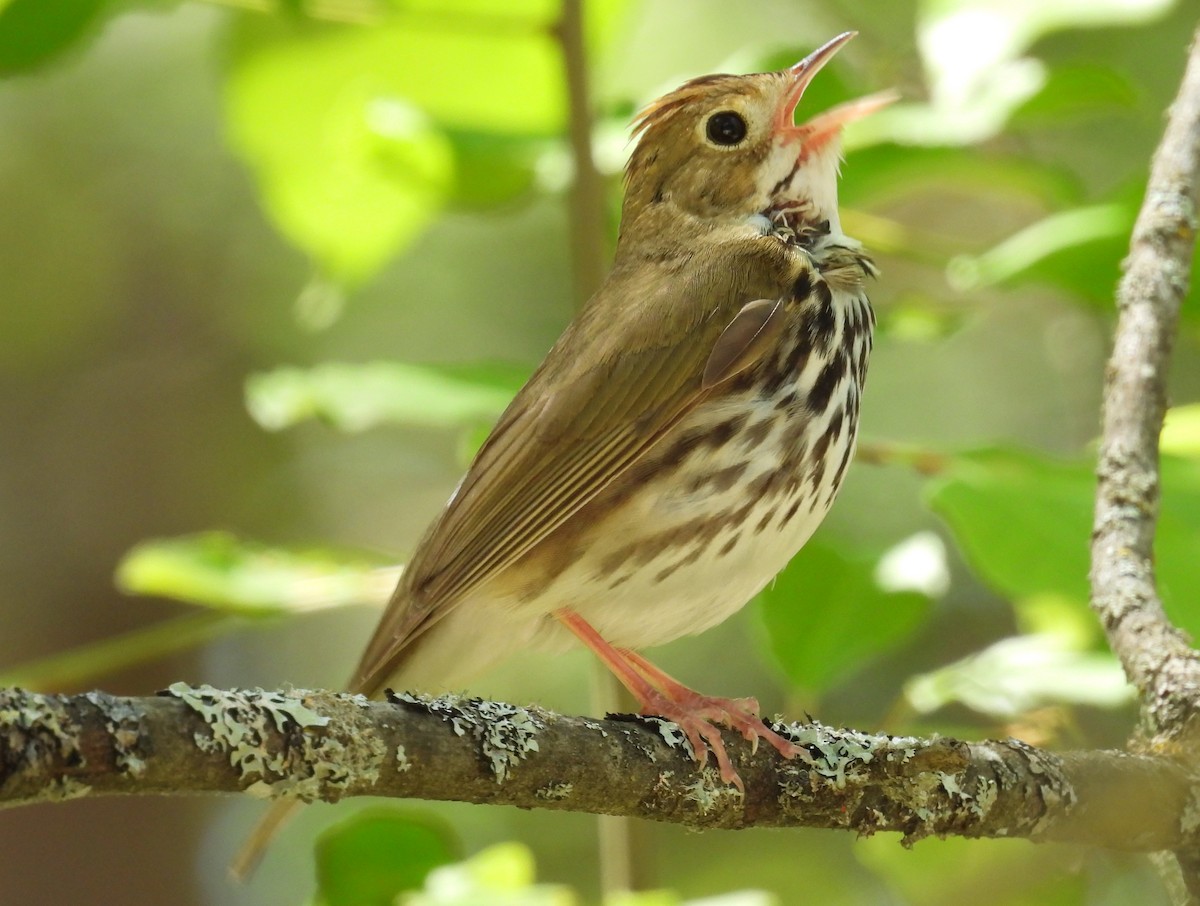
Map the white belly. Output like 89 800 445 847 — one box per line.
541 390 858 649
386 283 872 692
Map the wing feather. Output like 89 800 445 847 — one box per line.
352 233 803 693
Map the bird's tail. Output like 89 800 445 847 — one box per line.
228 798 305 883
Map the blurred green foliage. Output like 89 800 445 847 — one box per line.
928 448 1200 639
245 361 526 432
758 539 931 691
116 531 396 614
313 810 460 906
1 0 1197 904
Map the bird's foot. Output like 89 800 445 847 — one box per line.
551 609 808 792
639 687 809 792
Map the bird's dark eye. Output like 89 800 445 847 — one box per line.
706 111 747 146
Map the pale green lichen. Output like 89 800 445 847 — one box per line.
771 721 1011 840
396 744 412 773
777 721 880 788
1181 785 1200 837
973 774 998 817
396 693 544 783
55 777 93 800
1006 739 1075 835
84 692 145 777
683 777 719 812
647 718 691 760
167 683 385 803
611 722 662 765
937 771 963 797
475 700 541 782
682 775 739 814
0 689 89 801
535 782 574 801
930 768 991 821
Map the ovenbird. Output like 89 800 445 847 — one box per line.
235 31 892 875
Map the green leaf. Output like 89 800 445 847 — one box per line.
926 449 1093 605
757 541 931 692
945 203 1131 294
606 894 679 906
905 633 1133 718
403 843 576 905
439 842 538 893
1011 63 1138 125
315 809 459 906
1161 404 1200 457
116 532 394 615
841 145 1083 212
953 184 1200 311
871 0 1174 153
245 361 525 432
377 0 558 24
925 447 1200 639
445 129 543 208
224 12 567 286
0 0 107 76
224 23 456 286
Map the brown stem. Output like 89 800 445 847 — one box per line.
554 0 609 308
1088 21 1200 901
1090 22 1200 745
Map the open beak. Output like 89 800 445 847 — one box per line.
775 31 898 153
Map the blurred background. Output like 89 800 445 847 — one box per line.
1 0 1198 903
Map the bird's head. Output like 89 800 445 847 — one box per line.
621 32 893 247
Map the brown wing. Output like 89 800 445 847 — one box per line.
352 241 799 693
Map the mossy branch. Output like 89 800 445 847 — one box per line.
0 684 1193 853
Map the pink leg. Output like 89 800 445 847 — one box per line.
617 648 806 761
555 608 805 791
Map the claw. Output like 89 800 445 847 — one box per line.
552 609 808 792
638 687 805 791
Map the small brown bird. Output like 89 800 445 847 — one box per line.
236 31 892 875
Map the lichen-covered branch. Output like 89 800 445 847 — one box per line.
0 684 1193 851
1087 24 1200 901
1091 24 1200 738
1089 24 1200 744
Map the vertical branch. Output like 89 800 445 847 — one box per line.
1089 22 1200 734
555 0 609 308
1088 22 1200 904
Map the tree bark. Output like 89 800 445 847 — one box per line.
0 684 1193 852
1089 21 1200 903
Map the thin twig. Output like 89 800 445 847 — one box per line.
554 0 609 309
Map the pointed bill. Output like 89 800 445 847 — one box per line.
773 31 859 133
775 33 898 156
